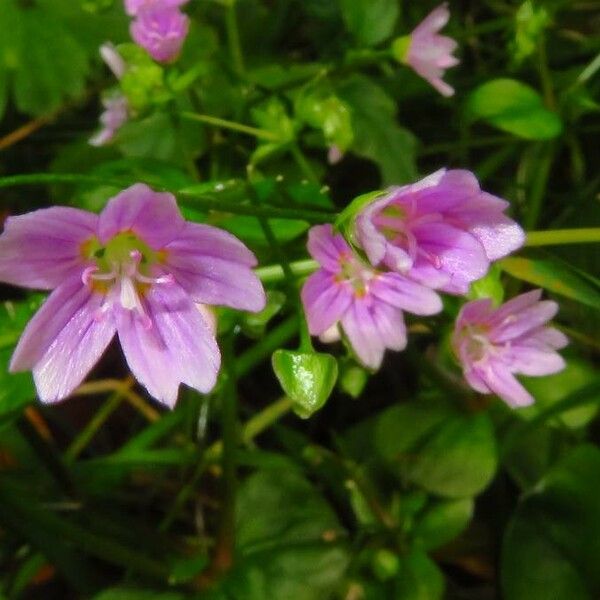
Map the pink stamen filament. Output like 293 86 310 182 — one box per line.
82 250 174 328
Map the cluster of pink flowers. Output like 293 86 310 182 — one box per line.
125 0 190 63
301 169 566 407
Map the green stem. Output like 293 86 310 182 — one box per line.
225 0 245 76
0 173 333 223
236 315 299 378
241 396 293 444
524 142 555 230
213 339 238 573
65 392 124 462
526 228 600 247
180 112 277 141
255 259 318 283
159 395 293 532
0 173 133 190
290 144 319 184
537 35 556 110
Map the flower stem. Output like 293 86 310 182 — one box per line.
255 259 318 283
526 228 600 247
212 339 238 575
290 143 319 184
0 173 333 223
225 0 245 76
180 112 277 141
65 391 126 462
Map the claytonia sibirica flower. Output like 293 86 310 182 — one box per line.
355 169 525 295
452 290 568 407
89 95 129 147
90 43 128 147
0 184 266 406
130 3 190 63
301 225 442 370
402 3 459 97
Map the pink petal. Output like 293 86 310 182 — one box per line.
503 345 566 377
98 184 186 249
451 192 525 261
528 326 569 350
301 270 352 335
167 254 266 312
491 300 558 343
412 221 489 293
370 302 407 352
481 362 534 408
370 272 443 315
116 281 220 407
456 298 494 329
306 224 351 272
0 207 97 290
340 300 385 370
11 279 116 403
411 3 450 38
165 222 257 266
464 367 492 394
486 289 542 328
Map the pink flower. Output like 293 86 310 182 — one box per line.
130 4 189 63
90 44 128 146
89 94 128 146
124 0 188 17
99 42 126 79
452 290 568 407
0 184 266 406
355 169 525 295
405 3 459 97
301 225 442 369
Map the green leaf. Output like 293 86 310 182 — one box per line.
220 216 309 245
511 1 551 65
519 361 600 428
466 78 563 140
413 498 474 551
272 350 338 418
0 1 89 117
215 467 349 600
500 256 600 310
338 0 399 46
0 298 42 418
394 549 445 600
348 399 498 497
502 445 600 599
295 92 354 152
338 75 418 184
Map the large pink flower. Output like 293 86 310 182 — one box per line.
355 169 525 295
301 225 442 370
405 3 459 97
0 184 266 406
452 290 568 407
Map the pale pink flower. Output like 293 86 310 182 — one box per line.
355 169 525 295
0 184 265 406
406 3 459 97
452 290 568 407
130 4 189 63
301 225 442 369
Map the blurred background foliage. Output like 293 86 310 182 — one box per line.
0 0 599 598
